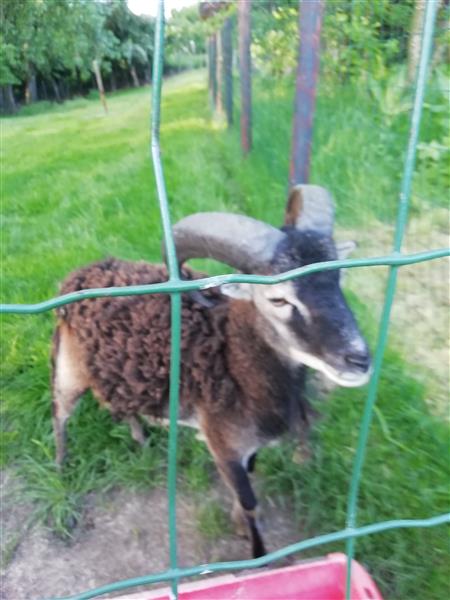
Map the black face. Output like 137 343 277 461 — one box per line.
267 229 371 387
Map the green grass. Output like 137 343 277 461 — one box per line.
196 500 232 540
1 70 449 599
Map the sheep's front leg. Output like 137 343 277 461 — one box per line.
222 459 266 558
231 451 258 538
201 421 266 558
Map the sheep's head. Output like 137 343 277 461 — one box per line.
172 185 371 388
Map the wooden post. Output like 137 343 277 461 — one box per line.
208 34 218 110
200 2 231 117
407 0 427 83
222 16 233 127
92 59 108 114
289 0 324 185
216 29 224 115
208 35 212 101
238 0 252 154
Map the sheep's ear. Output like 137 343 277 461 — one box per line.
284 187 303 226
336 240 357 259
220 282 253 301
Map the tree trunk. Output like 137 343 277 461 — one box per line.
407 0 427 84
130 64 140 87
110 70 117 92
50 77 62 102
60 79 68 100
25 65 38 104
1 84 17 114
40 78 49 101
76 68 83 96
92 59 108 114
122 70 131 89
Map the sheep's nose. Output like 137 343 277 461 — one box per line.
345 350 370 372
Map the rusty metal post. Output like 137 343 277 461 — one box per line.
238 0 252 154
289 0 324 185
222 16 233 127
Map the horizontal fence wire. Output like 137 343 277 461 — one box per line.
1 249 449 315
1 1 449 600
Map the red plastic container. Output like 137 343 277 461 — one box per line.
125 553 383 600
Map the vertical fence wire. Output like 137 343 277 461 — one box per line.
344 1 440 596
150 1 181 597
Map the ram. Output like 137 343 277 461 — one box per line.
51 185 371 558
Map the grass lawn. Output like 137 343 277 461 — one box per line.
1 70 449 599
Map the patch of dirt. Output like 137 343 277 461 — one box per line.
1 470 302 600
339 206 449 417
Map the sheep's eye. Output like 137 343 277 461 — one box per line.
269 298 289 307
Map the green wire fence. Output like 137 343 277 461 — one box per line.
1 1 449 599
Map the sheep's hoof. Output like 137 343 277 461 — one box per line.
127 416 148 446
292 440 313 464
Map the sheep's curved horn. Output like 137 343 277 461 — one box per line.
171 212 286 274
285 184 335 234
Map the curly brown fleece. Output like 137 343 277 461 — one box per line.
57 258 240 421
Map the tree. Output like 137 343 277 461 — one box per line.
105 0 153 88
0 38 19 113
0 0 180 113
0 0 107 105
166 5 208 71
